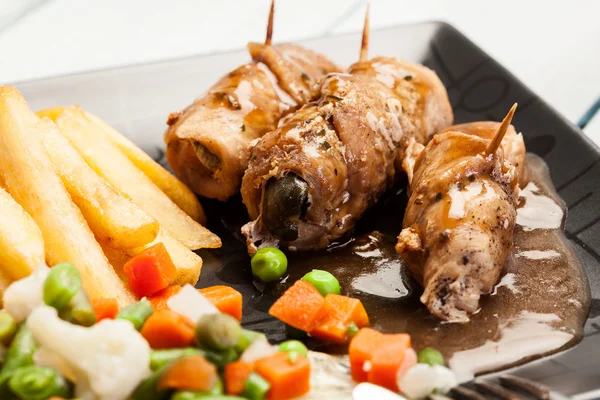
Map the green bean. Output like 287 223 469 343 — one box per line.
43 263 82 310
301 269 340 296
134 359 224 400
243 372 270 400
8 366 71 400
202 348 238 370
130 362 171 400
171 393 245 400
417 347 444 366
58 290 96 327
234 329 265 353
0 311 17 344
0 324 37 387
195 314 241 351
150 348 203 371
211 378 224 395
117 300 154 330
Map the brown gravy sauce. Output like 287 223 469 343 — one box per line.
276 154 590 379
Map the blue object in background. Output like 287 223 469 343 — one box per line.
578 97 600 129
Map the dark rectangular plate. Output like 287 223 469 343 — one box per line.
12 22 600 397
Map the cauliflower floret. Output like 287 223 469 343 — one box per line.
167 284 219 322
27 305 151 400
352 382 407 400
398 364 457 399
3 265 49 322
34 345 77 382
240 337 277 363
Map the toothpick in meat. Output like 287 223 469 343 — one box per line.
265 0 275 46
359 1 370 62
486 103 518 155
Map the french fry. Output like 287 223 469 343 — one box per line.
0 268 12 307
103 228 203 288
0 187 44 280
100 241 131 284
52 106 221 250
86 111 207 225
0 86 135 307
37 107 207 225
41 119 160 249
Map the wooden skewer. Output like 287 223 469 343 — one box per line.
359 1 370 62
486 103 518 155
265 0 275 46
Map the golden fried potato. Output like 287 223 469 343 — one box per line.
36 107 63 121
0 268 12 307
86 111 207 225
100 241 131 283
52 106 221 250
41 120 160 249
0 187 44 280
37 106 206 225
0 87 135 307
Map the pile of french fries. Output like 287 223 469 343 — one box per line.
0 86 221 307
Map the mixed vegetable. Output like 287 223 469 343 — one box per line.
0 247 457 400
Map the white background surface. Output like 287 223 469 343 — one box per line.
0 0 598 142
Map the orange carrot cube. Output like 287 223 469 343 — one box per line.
269 280 326 332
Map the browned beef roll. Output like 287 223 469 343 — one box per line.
241 56 452 254
397 107 523 322
165 44 341 201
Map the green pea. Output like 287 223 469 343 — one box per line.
0 311 17 344
346 322 359 338
417 347 444 366
301 269 340 296
43 263 81 310
277 340 308 358
251 248 287 283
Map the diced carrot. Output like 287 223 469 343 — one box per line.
269 280 327 332
224 360 253 395
349 328 384 382
199 286 243 322
123 242 176 298
254 352 311 400
368 334 412 391
157 355 218 392
140 309 195 349
90 298 119 321
147 285 182 310
310 294 369 343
